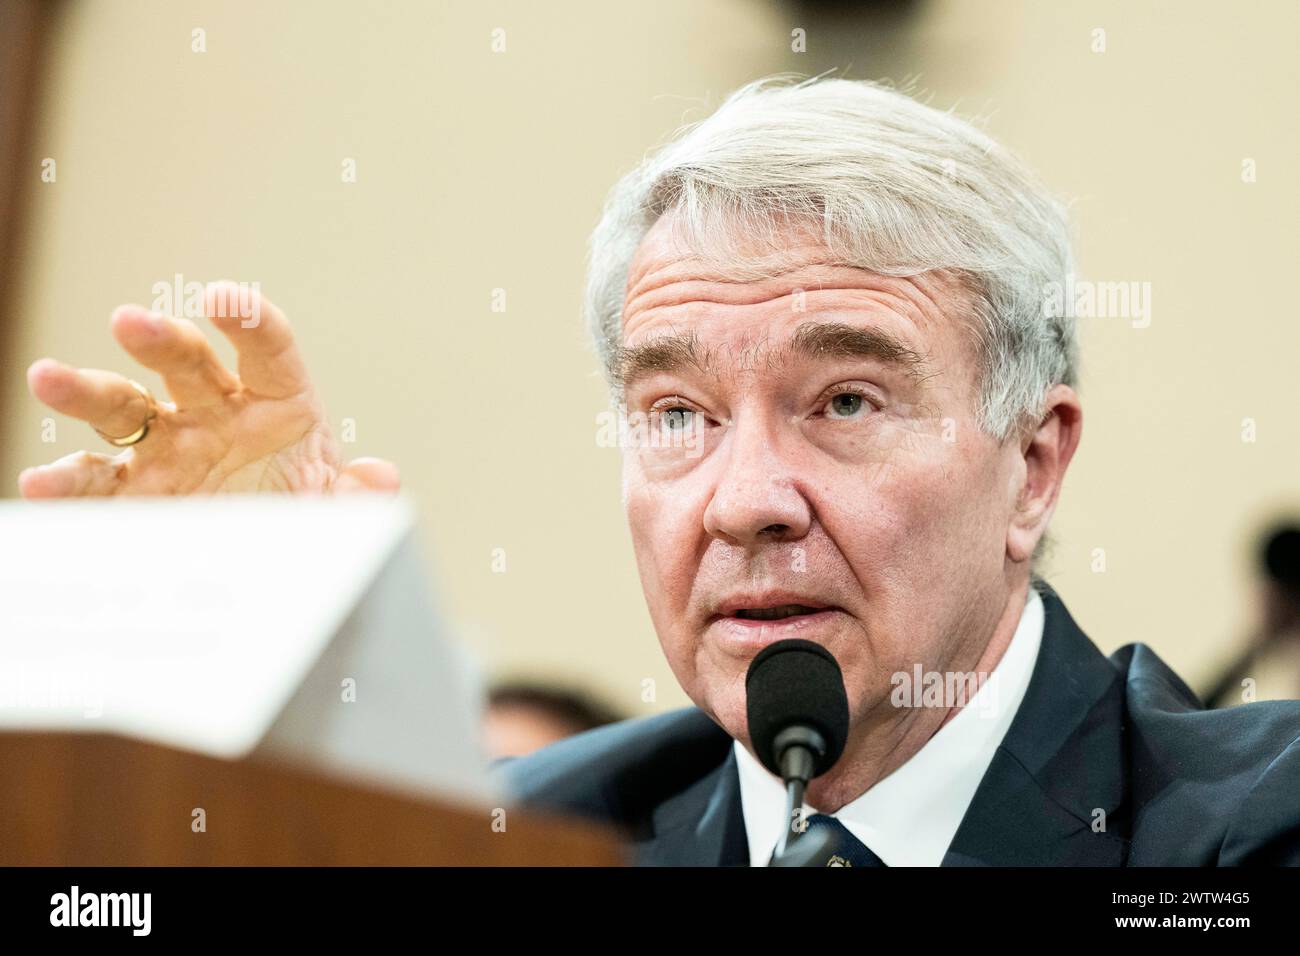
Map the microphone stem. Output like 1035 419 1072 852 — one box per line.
774 776 807 859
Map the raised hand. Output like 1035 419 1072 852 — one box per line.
18 282 399 498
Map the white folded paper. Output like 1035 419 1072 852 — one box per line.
0 494 494 804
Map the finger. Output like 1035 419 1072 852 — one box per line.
333 457 401 494
205 282 311 399
18 450 125 499
27 359 156 439
110 305 239 407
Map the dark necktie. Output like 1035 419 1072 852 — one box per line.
802 814 888 867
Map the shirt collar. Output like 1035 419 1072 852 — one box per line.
734 586 1045 866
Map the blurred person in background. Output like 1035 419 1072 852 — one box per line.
484 682 623 758
1206 525 1300 708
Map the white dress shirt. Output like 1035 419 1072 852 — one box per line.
735 586 1045 866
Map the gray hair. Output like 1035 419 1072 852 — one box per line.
583 74 1079 443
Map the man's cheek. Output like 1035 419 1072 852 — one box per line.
628 498 700 625
857 456 966 543
827 484 918 572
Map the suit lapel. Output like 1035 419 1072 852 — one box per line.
634 745 749 866
943 582 1130 865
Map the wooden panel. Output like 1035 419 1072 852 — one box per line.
0 732 626 866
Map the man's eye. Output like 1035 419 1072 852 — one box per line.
825 392 868 419
658 408 694 431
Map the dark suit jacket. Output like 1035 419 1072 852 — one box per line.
494 583 1300 865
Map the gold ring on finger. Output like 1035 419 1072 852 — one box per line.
93 379 159 447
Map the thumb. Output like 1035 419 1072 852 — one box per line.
334 457 401 494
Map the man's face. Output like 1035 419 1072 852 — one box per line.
618 215 1025 750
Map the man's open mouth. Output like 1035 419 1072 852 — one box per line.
732 604 826 621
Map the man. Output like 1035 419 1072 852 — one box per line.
18 77 1300 865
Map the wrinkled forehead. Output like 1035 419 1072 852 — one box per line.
616 212 981 392
622 209 835 306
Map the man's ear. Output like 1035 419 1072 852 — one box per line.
1007 384 1083 563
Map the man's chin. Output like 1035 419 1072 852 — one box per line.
693 687 752 752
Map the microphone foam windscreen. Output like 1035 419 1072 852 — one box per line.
745 639 849 779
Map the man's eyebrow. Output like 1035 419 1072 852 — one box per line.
611 330 710 391
786 321 928 380
613 321 928 391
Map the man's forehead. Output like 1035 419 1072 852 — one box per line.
618 269 963 382
612 320 933 393
615 215 978 392
622 212 834 306
621 218 969 340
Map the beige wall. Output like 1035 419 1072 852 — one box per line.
4 0 1297 716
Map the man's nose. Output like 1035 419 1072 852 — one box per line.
702 421 811 547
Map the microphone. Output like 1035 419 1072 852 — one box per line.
745 639 849 865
